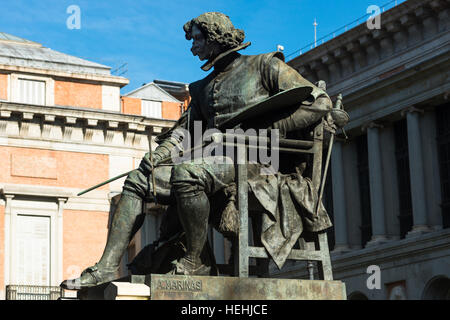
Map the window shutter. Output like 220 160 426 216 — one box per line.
141 100 162 119
16 215 51 286
17 78 46 105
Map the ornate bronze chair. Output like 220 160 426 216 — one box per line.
214 83 347 280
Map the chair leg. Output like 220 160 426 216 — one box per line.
234 144 249 277
250 213 269 277
316 232 333 280
298 237 316 279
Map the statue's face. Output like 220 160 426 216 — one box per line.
190 24 220 61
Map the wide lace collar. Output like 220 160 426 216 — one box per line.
201 42 251 72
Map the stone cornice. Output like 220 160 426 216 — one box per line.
0 183 112 212
0 64 129 87
0 101 175 130
0 101 176 151
0 183 72 199
289 0 434 64
287 0 450 90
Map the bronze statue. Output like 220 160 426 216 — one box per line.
61 12 334 289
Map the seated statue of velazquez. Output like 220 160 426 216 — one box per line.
61 11 334 289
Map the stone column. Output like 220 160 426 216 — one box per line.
380 126 401 240
366 123 388 245
56 198 67 286
404 107 431 235
331 141 349 252
421 110 442 230
342 141 362 249
3 194 14 288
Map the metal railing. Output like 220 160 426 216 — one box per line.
6 285 63 300
285 0 406 59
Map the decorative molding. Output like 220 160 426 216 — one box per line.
400 106 425 117
0 101 175 152
0 64 129 87
0 110 11 118
1 183 72 199
361 121 383 132
288 0 449 89
65 116 77 124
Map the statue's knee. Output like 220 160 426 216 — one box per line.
171 163 193 182
125 169 141 183
171 163 204 196
122 169 147 198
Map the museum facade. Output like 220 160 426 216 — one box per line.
270 0 450 299
0 33 182 299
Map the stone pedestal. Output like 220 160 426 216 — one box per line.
77 274 346 300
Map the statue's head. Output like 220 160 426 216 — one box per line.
183 12 245 62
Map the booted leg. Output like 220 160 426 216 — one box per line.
60 193 143 289
169 158 235 275
171 191 211 275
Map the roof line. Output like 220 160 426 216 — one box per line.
124 82 182 103
0 32 42 46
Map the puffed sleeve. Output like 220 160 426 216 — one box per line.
261 52 328 102
258 53 333 134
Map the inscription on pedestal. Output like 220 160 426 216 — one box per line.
156 279 202 292
147 274 347 300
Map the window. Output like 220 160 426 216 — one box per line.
3 195 64 291
10 73 54 106
356 134 372 247
141 100 162 119
17 78 46 105
436 103 450 228
394 119 413 238
15 215 51 286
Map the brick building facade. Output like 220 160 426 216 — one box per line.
0 32 182 299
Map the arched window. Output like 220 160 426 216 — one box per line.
422 276 450 300
348 291 369 300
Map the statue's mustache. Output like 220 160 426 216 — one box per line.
191 46 200 55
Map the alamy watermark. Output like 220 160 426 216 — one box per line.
367 5 381 30
168 121 280 175
66 5 81 30
366 265 381 290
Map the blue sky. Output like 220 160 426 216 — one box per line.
0 0 404 93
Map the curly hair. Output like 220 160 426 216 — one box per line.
183 12 245 51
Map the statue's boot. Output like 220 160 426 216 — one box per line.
60 194 143 289
170 191 211 275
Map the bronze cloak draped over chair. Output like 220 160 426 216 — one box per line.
214 83 348 280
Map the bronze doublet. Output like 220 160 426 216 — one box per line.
189 51 293 130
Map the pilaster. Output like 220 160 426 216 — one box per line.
402 107 431 236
